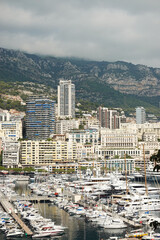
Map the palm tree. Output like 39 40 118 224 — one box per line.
150 150 160 172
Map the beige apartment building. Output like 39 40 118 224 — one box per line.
20 140 77 166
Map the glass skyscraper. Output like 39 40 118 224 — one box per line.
58 79 75 118
26 96 55 140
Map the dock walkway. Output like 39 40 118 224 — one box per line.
0 192 33 236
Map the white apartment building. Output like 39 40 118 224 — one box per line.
2 141 20 168
66 129 99 145
56 119 79 134
100 128 138 148
0 121 22 141
20 140 77 166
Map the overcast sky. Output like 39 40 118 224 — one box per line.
0 0 160 67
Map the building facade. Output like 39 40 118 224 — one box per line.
97 107 125 129
66 129 99 145
56 119 79 134
0 110 10 121
0 121 22 141
25 96 55 140
2 141 20 168
20 140 77 166
57 79 75 118
106 158 135 174
100 128 138 149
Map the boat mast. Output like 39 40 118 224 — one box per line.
125 153 129 194
105 157 107 176
143 144 148 195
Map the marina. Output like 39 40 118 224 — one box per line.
0 172 160 239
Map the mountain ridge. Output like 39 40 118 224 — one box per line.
0 47 160 116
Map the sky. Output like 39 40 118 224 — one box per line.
0 0 160 67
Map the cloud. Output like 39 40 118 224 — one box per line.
0 0 160 67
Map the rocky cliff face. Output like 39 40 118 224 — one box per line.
100 63 160 96
1 47 160 97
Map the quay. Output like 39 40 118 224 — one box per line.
0 192 33 236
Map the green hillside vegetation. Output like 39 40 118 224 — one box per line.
0 47 160 116
0 79 160 117
0 97 25 111
0 81 56 111
76 79 160 116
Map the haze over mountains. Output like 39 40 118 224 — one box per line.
0 47 160 115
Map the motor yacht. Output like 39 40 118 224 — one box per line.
6 228 24 238
100 217 127 229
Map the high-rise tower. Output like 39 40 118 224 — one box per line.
57 79 75 118
26 96 55 140
136 107 146 124
97 107 125 129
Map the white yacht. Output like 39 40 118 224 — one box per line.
6 228 24 237
102 217 127 229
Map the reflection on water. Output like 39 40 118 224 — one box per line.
34 203 126 240
14 182 31 196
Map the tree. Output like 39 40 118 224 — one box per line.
38 169 47 173
0 151 3 166
23 167 35 172
150 150 160 171
79 124 84 130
